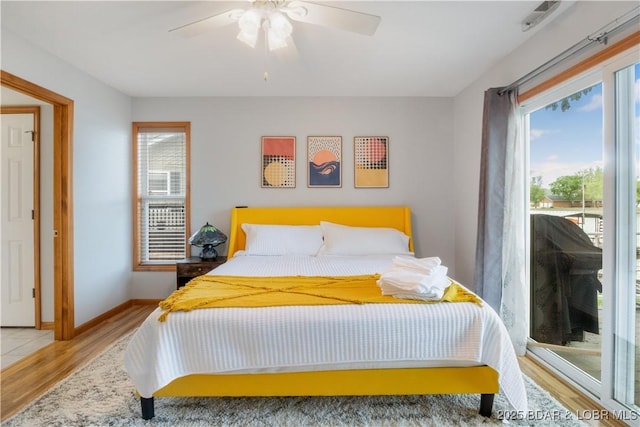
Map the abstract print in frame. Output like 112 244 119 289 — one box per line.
261 136 296 188
354 136 389 188
307 136 342 188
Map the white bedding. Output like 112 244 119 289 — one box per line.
124 254 528 412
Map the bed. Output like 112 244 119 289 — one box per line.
125 206 527 420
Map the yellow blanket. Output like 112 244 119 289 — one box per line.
158 274 482 322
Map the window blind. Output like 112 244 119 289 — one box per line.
134 125 189 265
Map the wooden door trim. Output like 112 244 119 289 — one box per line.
0 106 41 329
1 70 75 340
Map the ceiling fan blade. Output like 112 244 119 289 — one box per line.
284 1 381 36
169 9 244 38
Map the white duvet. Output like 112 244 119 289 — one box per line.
124 254 527 412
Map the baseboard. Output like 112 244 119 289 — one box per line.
74 300 133 336
131 299 161 305
73 299 160 336
40 322 55 330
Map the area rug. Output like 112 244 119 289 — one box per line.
2 333 586 427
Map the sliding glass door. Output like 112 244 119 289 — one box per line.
524 50 638 417
527 77 604 379
607 58 639 412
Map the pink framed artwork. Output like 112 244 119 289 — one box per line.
354 136 389 188
261 136 296 188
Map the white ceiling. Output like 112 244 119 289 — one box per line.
1 1 576 98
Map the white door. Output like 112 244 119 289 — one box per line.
1 113 35 326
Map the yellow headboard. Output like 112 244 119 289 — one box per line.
227 206 413 257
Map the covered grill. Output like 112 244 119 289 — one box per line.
530 214 603 345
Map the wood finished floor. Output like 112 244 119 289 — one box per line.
0 304 627 426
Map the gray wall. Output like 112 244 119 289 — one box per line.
131 96 455 298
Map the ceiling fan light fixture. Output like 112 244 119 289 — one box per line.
266 11 292 50
237 29 259 48
267 28 288 50
238 8 261 33
268 11 293 39
237 8 262 47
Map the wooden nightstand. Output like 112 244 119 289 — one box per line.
176 256 227 289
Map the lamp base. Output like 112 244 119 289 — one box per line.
199 245 218 260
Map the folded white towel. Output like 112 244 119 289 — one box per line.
376 255 451 301
380 290 445 302
378 265 449 291
377 265 450 301
392 256 441 275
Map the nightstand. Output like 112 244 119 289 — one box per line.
176 256 227 289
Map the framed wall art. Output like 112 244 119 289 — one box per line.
261 136 296 188
354 136 389 188
307 136 342 188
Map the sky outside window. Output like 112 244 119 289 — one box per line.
529 63 639 189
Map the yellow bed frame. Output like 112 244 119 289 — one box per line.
139 206 499 419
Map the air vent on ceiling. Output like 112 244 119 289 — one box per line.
521 1 561 32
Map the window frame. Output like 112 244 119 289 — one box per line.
132 122 191 272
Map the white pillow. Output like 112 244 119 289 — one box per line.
241 224 323 256
319 221 412 256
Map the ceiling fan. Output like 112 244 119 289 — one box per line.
169 1 381 52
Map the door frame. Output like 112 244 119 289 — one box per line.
1 70 74 340
0 106 41 328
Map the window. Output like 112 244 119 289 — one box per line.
132 123 190 271
522 46 638 415
148 171 170 194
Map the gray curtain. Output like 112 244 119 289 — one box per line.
474 88 510 312
475 87 527 355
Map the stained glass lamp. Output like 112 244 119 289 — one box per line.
188 222 227 260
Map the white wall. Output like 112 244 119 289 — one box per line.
1 31 133 326
131 96 455 298
452 1 637 288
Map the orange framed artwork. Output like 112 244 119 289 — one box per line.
307 136 342 188
354 136 389 188
261 136 296 188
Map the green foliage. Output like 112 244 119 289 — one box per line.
548 167 603 202
545 87 593 112
582 167 603 201
530 176 546 207
550 175 583 201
